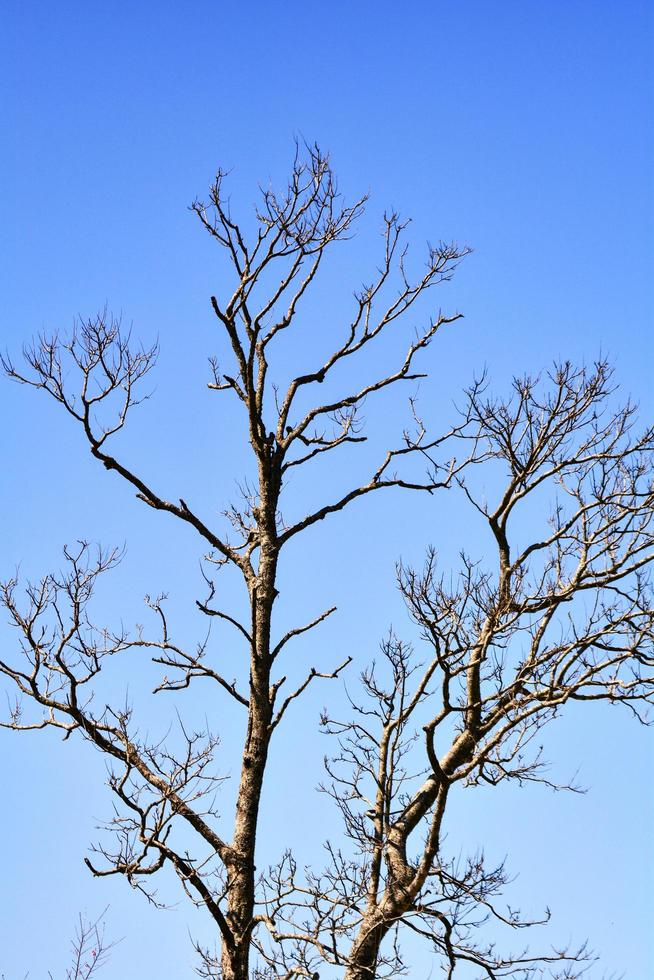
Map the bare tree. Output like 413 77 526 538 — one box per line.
0 145 470 980
251 360 654 978
2 148 651 979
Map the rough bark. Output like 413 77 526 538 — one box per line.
343 915 389 980
221 448 281 978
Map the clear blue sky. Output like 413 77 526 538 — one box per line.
1 2 652 977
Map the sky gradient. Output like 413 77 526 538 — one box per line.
1 3 652 978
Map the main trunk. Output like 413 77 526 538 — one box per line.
343 914 390 980
221 545 277 980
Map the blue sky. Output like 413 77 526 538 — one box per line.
1 2 652 977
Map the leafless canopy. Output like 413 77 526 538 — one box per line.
1 145 474 980
2 147 651 979
252 361 654 979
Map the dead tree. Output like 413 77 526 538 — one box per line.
0 145 469 980
253 361 654 979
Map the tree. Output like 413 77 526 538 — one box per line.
1 147 652 979
0 145 468 980
269 360 654 979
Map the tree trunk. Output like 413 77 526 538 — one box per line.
220 940 250 980
343 914 389 980
221 545 278 980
